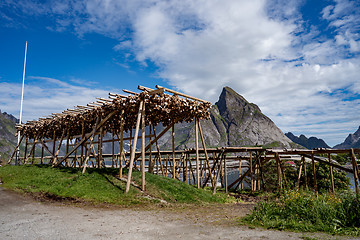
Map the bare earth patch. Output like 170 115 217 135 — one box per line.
0 188 354 240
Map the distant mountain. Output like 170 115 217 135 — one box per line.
0 110 18 162
333 126 360 149
158 87 295 149
285 132 330 149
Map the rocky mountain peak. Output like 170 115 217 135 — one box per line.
334 126 360 149
215 86 261 120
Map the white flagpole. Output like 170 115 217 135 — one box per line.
16 41 28 165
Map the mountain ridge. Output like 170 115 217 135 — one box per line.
285 132 330 149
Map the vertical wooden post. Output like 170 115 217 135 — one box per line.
312 153 318 194
351 149 360 186
141 101 146 191
73 138 78 167
296 159 303 190
98 127 104 168
80 121 85 167
195 117 200 188
40 138 44 164
224 153 228 193
351 149 359 195
148 125 153 174
65 130 70 167
125 101 143 194
172 123 176 179
31 138 35 163
52 131 56 163
250 152 254 192
118 110 124 178
275 153 282 191
112 130 115 168
328 153 335 193
239 159 242 190
303 156 308 190
23 137 28 164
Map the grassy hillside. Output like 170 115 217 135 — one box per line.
0 165 230 205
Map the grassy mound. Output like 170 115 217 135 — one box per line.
242 190 360 236
0 165 229 206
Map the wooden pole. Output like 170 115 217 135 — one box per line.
250 152 254 192
125 101 143 194
98 127 104 168
351 149 359 195
148 125 153 174
312 153 318 194
275 153 282 191
328 153 335 193
51 131 56 164
172 123 176 179
296 159 303 190
351 149 360 186
23 137 28 164
118 109 125 178
66 129 70 167
8 134 24 164
224 154 228 193
141 101 146 191
195 118 200 188
112 130 115 168
40 138 44 164
80 121 85 167
213 152 224 194
55 110 117 167
197 120 214 188
52 129 66 166
239 159 242 190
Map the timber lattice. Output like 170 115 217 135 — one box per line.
8 85 360 194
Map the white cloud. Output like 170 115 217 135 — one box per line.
0 77 111 122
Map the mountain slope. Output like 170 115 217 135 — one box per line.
158 87 294 149
0 110 18 161
333 126 360 149
285 132 330 149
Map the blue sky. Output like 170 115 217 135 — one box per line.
0 0 360 147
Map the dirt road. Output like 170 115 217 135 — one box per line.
0 187 353 240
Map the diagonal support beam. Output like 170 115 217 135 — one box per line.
55 110 118 167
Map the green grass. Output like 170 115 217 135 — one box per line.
0 165 229 206
241 190 360 236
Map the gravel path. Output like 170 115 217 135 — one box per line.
0 187 355 240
